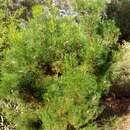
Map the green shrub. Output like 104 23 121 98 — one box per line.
0 1 120 129
41 70 101 130
109 42 130 97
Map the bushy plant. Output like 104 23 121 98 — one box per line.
73 0 120 75
41 70 101 129
0 0 120 129
108 42 130 97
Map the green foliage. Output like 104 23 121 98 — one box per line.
41 70 101 129
73 0 106 14
0 0 120 130
32 5 43 17
108 42 130 97
106 0 130 41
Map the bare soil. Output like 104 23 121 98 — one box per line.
103 96 130 130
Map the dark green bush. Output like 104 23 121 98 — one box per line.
106 0 130 41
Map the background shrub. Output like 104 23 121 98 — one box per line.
108 42 130 97
106 0 130 41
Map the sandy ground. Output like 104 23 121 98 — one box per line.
104 97 130 130
115 114 130 130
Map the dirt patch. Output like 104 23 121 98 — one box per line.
96 96 130 130
104 97 130 116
